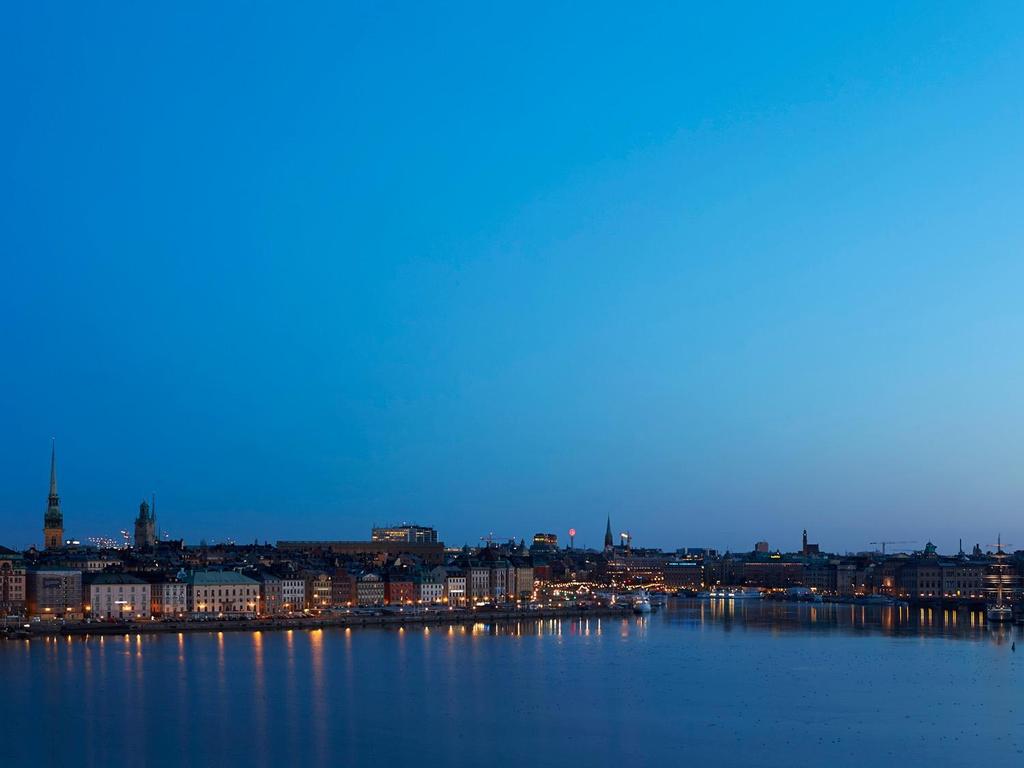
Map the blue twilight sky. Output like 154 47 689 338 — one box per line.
2 3 1023 553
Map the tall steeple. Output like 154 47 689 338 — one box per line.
44 439 64 549
49 439 58 499
135 495 156 551
604 515 614 552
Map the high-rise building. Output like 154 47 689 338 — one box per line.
134 497 156 550
371 524 437 544
530 533 558 553
43 440 63 549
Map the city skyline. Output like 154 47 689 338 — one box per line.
5 438 1017 557
4 5 1024 554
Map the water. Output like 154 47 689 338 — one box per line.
2 600 1022 767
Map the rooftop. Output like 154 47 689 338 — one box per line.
89 573 148 586
185 570 259 586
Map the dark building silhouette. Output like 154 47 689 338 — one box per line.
802 529 820 556
135 497 157 550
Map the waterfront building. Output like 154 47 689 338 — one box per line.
945 560 986 598
802 561 837 594
331 568 357 607
467 564 490 603
43 441 64 550
663 560 703 590
150 575 188 618
0 546 26 615
304 571 332 612
606 552 667 586
835 562 867 596
889 555 985 600
134 498 156 551
371 524 438 544
252 571 282 616
184 571 259 617
443 569 467 606
416 570 445 604
385 576 415 605
26 568 82 619
280 575 306 612
87 573 151 620
511 559 535 601
896 557 943 599
873 556 907 595
701 552 805 589
742 559 803 588
356 572 384 606
484 557 517 602
801 559 872 596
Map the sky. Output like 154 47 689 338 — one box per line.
2 3 1023 553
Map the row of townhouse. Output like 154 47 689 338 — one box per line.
90 571 261 620
4 556 537 618
239 560 536 614
458 557 535 605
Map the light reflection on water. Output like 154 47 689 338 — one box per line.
675 597 1014 642
2 602 1021 768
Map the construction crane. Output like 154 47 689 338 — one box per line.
869 540 917 555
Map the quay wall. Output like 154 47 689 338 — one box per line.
12 605 632 639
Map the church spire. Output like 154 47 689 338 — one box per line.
604 515 614 551
49 438 58 500
44 438 64 549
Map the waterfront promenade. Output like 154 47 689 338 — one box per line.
5 604 632 639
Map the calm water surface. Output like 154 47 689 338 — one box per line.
2 600 1022 767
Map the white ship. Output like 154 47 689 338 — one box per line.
987 604 1013 623
632 590 652 614
986 535 1015 624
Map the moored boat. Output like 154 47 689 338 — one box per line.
632 590 652 614
986 535 1015 624
986 604 1013 623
